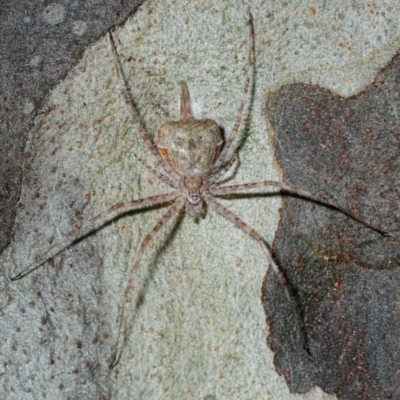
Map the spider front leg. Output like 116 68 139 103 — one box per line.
108 30 179 180
132 152 178 187
11 191 178 281
110 197 185 369
212 181 389 236
211 152 239 183
210 12 254 174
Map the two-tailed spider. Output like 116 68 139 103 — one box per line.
11 14 387 367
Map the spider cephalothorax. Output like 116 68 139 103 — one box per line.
178 175 208 217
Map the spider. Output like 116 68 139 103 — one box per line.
11 14 387 368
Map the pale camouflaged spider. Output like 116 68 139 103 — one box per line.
12 15 387 367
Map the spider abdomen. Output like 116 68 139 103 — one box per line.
157 118 223 175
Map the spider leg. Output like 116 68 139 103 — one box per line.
180 81 194 120
211 181 389 236
108 30 179 180
205 195 304 339
211 152 239 183
211 12 254 174
11 191 179 281
132 152 178 187
110 197 185 369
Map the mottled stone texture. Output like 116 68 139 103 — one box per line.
264 54 400 399
0 0 145 254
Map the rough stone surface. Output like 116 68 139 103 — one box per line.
0 0 145 256
264 55 400 398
